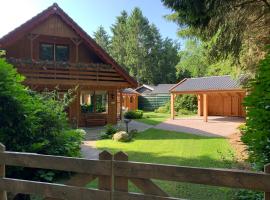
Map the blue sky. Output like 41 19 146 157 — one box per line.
0 0 180 43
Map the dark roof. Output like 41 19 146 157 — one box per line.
171 75 242 92
151 84 175 94
0 3 137 87
136 84 174 94
122 88 140 95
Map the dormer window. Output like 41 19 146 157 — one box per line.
40 43 69 62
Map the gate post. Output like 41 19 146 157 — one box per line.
264 164 270 200
0 143 7 200
114 152 128 192
98 151 113 192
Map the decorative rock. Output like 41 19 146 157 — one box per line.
112 131 130 142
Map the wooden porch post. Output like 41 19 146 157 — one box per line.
203 93 208 122
119 90 123 120
76 87 81 128
197 94 203 116
170 93 175 120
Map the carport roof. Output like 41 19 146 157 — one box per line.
170 75 243 93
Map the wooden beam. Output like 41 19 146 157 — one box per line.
170 93 175 120
119 90 123 120
0 143 7 200
203 93 208 122
197 94 203 116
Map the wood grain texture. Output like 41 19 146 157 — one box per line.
114 191 181 200
130 178 168 197
0 178 109 200
98 151 113 191
0 151 111 175
114 161 270 192
265 164 270 200
0 144 7 200
114 152 128 192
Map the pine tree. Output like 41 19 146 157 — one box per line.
93 26 111 53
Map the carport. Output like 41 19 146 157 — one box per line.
170 75 246 122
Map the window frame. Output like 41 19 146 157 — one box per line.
39 42 70 62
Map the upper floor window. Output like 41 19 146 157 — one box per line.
40 43 69 62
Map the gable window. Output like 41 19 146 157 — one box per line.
40 43 54 61
40 43 69 61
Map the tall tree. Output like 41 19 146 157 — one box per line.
93 26 111 52
162 0 270 72
110 11 129 70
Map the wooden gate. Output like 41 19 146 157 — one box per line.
1 143 270 200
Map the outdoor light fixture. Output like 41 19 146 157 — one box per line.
124 118 131 133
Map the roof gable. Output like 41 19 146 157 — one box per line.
0 3 137 87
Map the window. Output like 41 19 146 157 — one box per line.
40 43 54 61
55 45 69 61
40 43 69 61
80 91 108 113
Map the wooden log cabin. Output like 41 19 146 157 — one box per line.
0 3 137 127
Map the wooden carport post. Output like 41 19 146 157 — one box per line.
203 93 208 122
170 93 175 120
197 94 203 116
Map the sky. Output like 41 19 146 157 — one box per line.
0 0 181 43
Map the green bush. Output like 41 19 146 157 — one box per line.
124 110 143 119
241 48 270 170
177 108 195 116
0 59 83 183
104 124 117 135
175 94 197 112
155 101 170 113
234 190 263 200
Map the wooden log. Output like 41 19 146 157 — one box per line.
0 144 7 200
98 151 113 191
0 151 111 175
113 191 181 200
170 93 175 120
203 93 208 122
265 164 270 200
114 152 128 192
0 178 109 200
130 178 168 197
114 161 270 192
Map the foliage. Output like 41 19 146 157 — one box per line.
162 0 270 72
155 101 170 113
128 129 138 138
241 49 270 169
177 108 196 116
234 190 263 200
93 26 111 52
124 110 143 119
97 128 237 199
104 124 118 135
175 94 197 112
95 8 179 84
0 59 83 182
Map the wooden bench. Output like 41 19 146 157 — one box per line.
85 115 107 126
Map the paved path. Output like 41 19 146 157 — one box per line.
81 120 152 159
155 116 245 138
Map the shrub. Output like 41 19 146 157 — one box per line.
177 108 196 116
124 110 143 119
241 48 270 170
155 101 170 113
99 133 110 139
0 59 83 184
128 129 138 138
234 190 263 200
175 94 197 112
104 124 117 135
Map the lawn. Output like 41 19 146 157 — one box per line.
96 128 238 200
135 112 170 125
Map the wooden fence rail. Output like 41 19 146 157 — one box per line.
0 143 270 200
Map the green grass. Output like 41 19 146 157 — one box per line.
135 112 170 125
96 128 238 200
